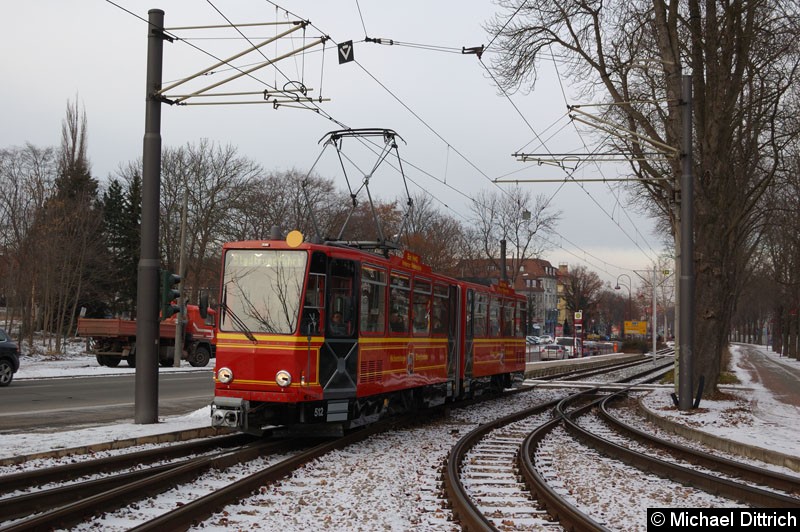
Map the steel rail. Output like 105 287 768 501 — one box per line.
442 397 564 531
127 415 422 531
599 394 800 496
517 393 613 532
559 394 800 508
1 439 284 532
0 432 254 494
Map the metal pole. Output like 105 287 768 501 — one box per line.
678 74 695 410
135 9 165 424
173 186 189 367
652 264 657 363
500 239 507 282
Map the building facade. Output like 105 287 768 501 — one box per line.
453 256 560 336
513 259 559 336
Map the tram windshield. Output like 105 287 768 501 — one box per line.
221 249 308 334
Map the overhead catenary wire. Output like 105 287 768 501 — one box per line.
257 0 511 199
476 1 663 268
354 0 369 38
105 0 649 276
544 39 663 263
104 0 469 222
258 1 482 222
475 0 664 269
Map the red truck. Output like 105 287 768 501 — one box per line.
77 305 215 368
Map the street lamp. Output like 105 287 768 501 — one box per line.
615 273 632 338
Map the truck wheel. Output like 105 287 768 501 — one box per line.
191 346 211 367
126 355 136 368
96 355 121 367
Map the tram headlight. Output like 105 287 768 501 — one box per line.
217 367 234 384
275 370 292 388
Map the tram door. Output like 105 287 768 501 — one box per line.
447 285 461 397
463 289 475 393
319 258 358 407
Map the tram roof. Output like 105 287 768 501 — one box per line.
221 238 523 298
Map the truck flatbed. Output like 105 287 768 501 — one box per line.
76 318 177 338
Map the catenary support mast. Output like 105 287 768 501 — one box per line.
136 9 165 424
678 74 695 411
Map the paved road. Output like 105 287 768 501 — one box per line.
737 344 800 408
0 372 213 433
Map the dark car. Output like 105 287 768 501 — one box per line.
0 329 20 386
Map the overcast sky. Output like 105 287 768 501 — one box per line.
1 0 666 290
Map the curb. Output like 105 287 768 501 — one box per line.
637 394 800 473
524 353 644 379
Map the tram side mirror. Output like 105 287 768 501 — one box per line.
199 291 209 319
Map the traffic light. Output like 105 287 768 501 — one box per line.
160 269 181 320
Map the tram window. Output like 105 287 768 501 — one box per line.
412 278 431 336
432 284 449 335
502 299 514 336
474 292 488 337
305 274 325 308
328 259 355 337
466 289 474 338
489 297 501 337
360 266 386 334
389 273 410 334
301 273 325 336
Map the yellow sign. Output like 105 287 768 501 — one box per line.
624 320 647 335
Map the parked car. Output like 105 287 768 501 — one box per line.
583 340 601 357
541 342 568 360
554 336 576 358
539 334 554 344
0 329 20 386
526 335 540 345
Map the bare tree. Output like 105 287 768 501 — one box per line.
28 98 104 352
469 186 560 283
759 147 800 358
403 193 465 273
223 169 351 243
560 265 604 332
0 144 57 339
487 0 800 393
160 140 262 302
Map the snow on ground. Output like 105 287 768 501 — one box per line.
1 343 798 531
641 343 800 458
14 337 211 379
2 337 213 459
3 341 798 463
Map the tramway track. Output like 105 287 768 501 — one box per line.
127 413 426 532
0 413 424 532
0 437 288 531
443 395 567 531
513 391 799 532
0 432 255 495
558 392 800 507
527 351 673 385
597 393 800 498
443 360 677 530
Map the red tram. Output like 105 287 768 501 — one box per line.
209 232 527 436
